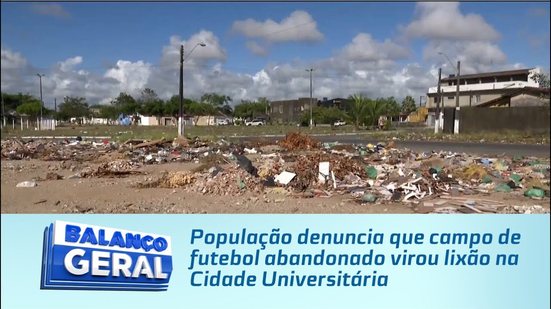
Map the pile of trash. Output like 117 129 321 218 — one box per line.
278 132 320 151
78 160 143 178
136 171 195 188
1 138 118 162
4 134 550 213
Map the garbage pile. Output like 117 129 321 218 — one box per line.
278 132 320 151
3 133 550 214
78 160 143 178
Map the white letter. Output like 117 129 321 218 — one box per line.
112 253 132 277
154 257 168 279
132 256 154 278
91 251 110 276
64 248 89 275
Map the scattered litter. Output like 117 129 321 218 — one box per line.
275 171 296 185
524 188 545 199
2 133 549 214
16 180 37 188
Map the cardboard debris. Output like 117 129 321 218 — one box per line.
275 171 296 185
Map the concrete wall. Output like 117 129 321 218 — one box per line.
459 106 551 133
140 117 160 126
270 98 315 124
511 94 550 107
427 93 501 108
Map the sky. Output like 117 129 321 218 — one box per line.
1 2 550 108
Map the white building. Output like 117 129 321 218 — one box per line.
426 68 542 109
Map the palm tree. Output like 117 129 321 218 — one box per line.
349 94 368 129
364 98 388 128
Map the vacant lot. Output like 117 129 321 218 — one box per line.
2 133 548 214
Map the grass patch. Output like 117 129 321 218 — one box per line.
1 124 548 144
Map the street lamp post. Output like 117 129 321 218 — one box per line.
179 42 206 137
306 68 314 129
438 52 461 134
36 73 45 130
435 68 442 134
1 93 5 128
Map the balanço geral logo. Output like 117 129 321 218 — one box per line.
41 221 173 291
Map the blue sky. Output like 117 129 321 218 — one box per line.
1 2 549 107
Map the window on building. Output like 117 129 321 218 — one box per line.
278 105 283 114
448 96 454 100
476 95 481 103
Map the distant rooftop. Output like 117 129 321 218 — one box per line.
441 68 535 82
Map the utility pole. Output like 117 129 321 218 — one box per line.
306 68 314 129
178 45 184 137
454 61 461 134
37 73 45 130
1 92 5 128
435 68 442 134
177 42 206 136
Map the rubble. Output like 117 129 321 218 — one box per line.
278 132 320 151
2 133 549 214
78 160 143 178
136 171 195 188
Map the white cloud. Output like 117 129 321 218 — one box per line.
423 41 508 74
58 56 83 72
404 3 500 41
161 31 226 70
232 10 323 43
246 41 268 56
340 33 410 62
1 48 28 69
30 3 70 18
104 60 152 95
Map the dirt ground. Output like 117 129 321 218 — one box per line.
2 158 548 214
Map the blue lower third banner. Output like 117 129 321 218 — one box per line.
2 215 550 309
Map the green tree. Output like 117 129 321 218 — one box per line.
111 92 139 115
57 96 90 121
531 72 550 88
200 93 232 107
378 97 400 117
137 88 165 121
364 98 387 127
16 101 42 117
348 94 368 129
401 95 417 114
233 98 269 119
302 106 347 125
164 95 180 117
98 105 120 120
3 93 40 115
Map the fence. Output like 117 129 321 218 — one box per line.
459 106 550 134
2 117 56 131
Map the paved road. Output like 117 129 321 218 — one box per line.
236 135 550 157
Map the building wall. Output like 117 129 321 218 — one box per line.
510 94 550 107
194 116 217 126
140 117 160 126
270 98 316 124
427 93 503 108
459 106 550 133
